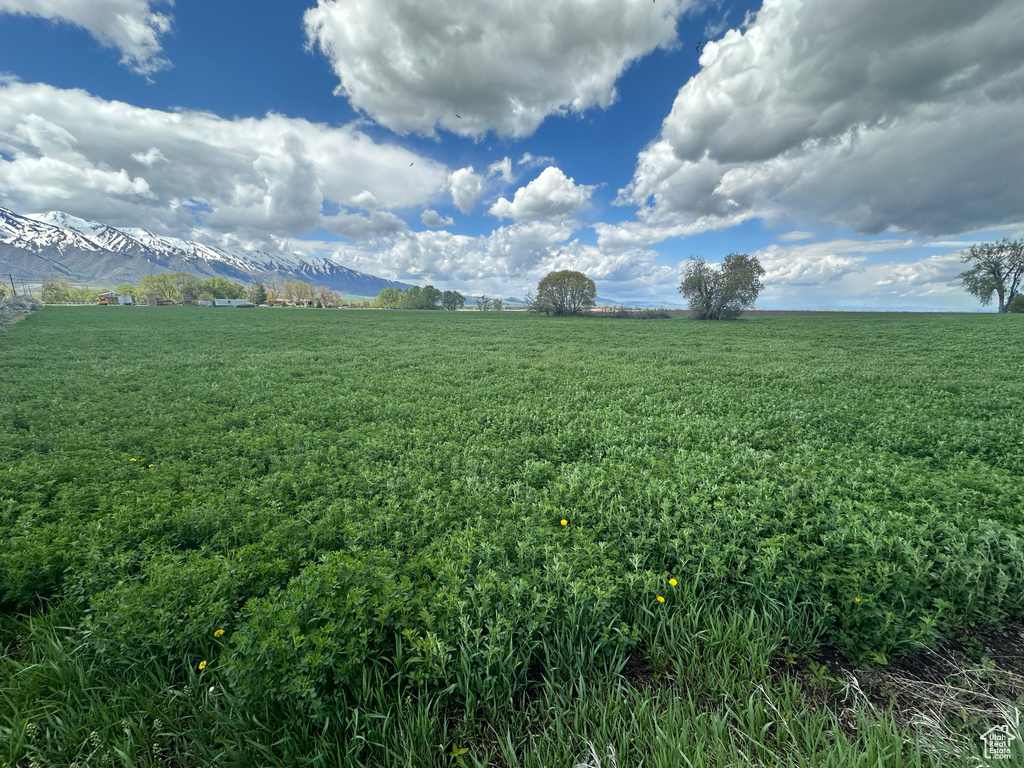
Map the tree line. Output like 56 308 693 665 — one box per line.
369 266 766 319
40 274 353 308
34 261 765 318
373 285 468 310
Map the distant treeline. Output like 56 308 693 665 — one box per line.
373 285 470 310
40 274 363 308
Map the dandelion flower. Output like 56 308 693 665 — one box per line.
560 519 568 526
854 597 862 604
130 458 136 462
669 578 677 587
214 629 225 638
656 595 665 603
198 660 207 671
148 464 154 468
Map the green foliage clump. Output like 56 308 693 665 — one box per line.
375 284 451 309
679 253 764 320
40 278 102 304
441 290 466 310
536 270 596 315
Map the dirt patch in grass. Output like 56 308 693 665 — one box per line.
778 622 1024 748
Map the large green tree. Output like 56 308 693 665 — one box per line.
139 273 178 301
678 253 764 320
959 238 1024 313
199 277 246 300
420 285 442 310
441 290 465 311
115 284 140 302
173 273 202 302
536 270 596 315
41 279 72 304
398 286 423 309
374 287 402 308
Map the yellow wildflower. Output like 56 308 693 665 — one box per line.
668 578 677 587
214 629 225 638
656 595 665 603
129 458 136 462
148 464 154 468
198 660 207 671
854 597 862 604
560 519 568 526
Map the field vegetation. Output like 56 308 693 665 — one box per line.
1 307 1022 766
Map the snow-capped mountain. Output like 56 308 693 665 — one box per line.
28 211 150 256
0 206 412 297
1 208 104 254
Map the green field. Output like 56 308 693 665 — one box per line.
2 307 1023 766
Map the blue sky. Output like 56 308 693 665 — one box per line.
0 0 1022 308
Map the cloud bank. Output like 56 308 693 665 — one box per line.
619 0 1024 237
0 81 449 241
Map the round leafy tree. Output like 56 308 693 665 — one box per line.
678 253 765 320
536 270 596 315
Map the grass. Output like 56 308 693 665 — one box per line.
1 306 1022 766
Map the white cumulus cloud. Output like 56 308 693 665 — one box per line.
619 0 1024 236
489 166 594 221
446 166 484 214
0 0 174 75
0 80 449 240
303 0 692 137
421 209 454 228
487 156 513 184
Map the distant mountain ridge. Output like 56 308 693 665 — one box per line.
0 207 413 297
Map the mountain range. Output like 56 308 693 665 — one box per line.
0 207 412 297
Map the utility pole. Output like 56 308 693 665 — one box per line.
7 274 15 296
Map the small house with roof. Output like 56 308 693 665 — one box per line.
96 291 133 306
